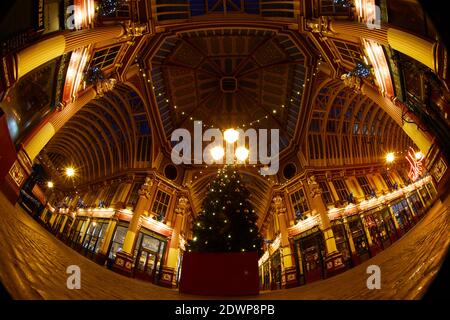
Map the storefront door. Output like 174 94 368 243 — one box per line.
135 249 158 282
270 252 282 290
299 233 324 284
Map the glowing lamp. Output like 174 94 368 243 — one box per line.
210 147 225 161
235 147 249 161
224 128 239 143
385 152 395 163
66 167 75 177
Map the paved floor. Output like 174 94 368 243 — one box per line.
0 191 448 300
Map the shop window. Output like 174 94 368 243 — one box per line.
347 215 370 261
426 183 436 198
91 45 121 70
357 176 374 197
152 190 171 222
108 225 128 259
362 210 393 251
419 187 431 204
82 220 109 253
71 219 88 245
390 200 414 232
331 220 351 266
332 179 350 202
319 181 334 205
408 193 424 216
290 188 310 222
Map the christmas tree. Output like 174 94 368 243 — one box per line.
188 166 263 256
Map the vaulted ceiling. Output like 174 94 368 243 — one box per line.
144 27 312 150
38 10 420 220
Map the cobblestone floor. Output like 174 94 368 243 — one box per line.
0 191 448 300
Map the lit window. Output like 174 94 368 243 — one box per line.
152 190 171 222
290 188 310 222
357 176 374 196
333 179 350 201
91 45 121 70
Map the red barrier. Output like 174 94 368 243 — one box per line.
179 252 259 296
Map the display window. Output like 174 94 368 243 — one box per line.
419 186 431 205
408 193 424 217
108 224 128 260
362 209 392 252
391 200 414 233
82 219 109 256
331 220 352 267
347 215 370 262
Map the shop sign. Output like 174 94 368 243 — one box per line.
37 0 45 30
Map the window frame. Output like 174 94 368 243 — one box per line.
290 187 310 222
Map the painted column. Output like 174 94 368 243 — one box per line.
161 195 189 288
329 20 442 73
22 87 97 161
272 194 297 288
112 177 152 276
306 176 346 277
340 76 434 157
12 26 125 83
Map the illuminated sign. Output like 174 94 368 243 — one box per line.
405 147 424 182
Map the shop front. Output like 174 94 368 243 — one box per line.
106 223 129 268
67 217 89 250
293 227 325 284
260 260 271 290
418 186 431 206
132 229 167 284
390 199 414 235
81 218 109 260
331 219 352 268
269 251 282 290
407 192 424 218
361 207 395 255
347 215 370 265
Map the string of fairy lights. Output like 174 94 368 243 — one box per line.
135 56 324 132
133 55 325 186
